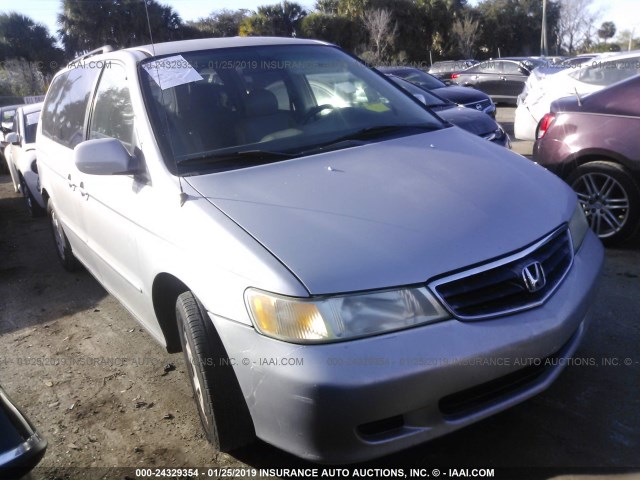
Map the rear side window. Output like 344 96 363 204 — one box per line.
41 67 100 148
569 57 640 86
502 62 522 74
89 64 135 154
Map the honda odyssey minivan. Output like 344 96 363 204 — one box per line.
36 37 603 463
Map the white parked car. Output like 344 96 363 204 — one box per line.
37 38 603 463
4 103 45 216
514 51 640 140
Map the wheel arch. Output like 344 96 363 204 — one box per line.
559 150 640 182
152 272 190 353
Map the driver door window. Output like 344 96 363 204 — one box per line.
90 64 135 154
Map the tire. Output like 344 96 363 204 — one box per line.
567 161 640 246
176 291 254 451
20 177 44 218
47 201 78 271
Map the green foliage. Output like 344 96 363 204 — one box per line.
475 0 560 57
189 10 250 38
0 12 64 75
597 21 616 44
300 13 366 51
240 2 307 37
58 0 193 57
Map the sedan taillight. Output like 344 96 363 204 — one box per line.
451 73 460 79
536 113 556 139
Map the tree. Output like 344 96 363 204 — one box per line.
337 0 369 18
476 0 560 57
597 21 616 45
58 0 190 57
189 9 250 37
362 9 396 63
452 12 480 58
616 29 640 52
0 58 46 96
315 0 340 15
555 0 599 55
240 2 307 37
300 12 366 51
0 12 64 75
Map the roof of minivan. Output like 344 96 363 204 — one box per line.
129 36 329 57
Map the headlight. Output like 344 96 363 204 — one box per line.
569 202 589 252
245 287 450 343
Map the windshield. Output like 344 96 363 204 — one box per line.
140 45 443 174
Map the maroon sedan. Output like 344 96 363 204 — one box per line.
533 75 640 245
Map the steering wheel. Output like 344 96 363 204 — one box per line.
302 104 336 124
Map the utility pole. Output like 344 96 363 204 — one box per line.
541 0 548 56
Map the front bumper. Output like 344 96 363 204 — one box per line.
211 231 603 464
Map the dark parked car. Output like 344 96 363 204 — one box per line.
452 59 545 105
533 74 640 245
388 75 509 147
0 386 47 479
377 66 496 116
428 59 478 83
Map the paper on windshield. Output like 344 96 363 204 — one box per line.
143 55 203 90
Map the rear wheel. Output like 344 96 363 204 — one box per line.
176 291 254 451
47 201 78 271
20 177 44 218
568 161 640 245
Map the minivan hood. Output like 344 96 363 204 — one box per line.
187 128 574 295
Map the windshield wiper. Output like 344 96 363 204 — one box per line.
301 124 441 155
176 149 294 167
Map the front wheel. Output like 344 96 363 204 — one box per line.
568 161 640 245
176 291 254 451
20 177 44 218
47 201 78 271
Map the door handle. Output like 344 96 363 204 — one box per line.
79 181 89 200
67 174 77 190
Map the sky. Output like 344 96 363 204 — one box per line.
3 0 638 45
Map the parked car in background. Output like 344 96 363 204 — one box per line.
533 74 640 245
0 104 23 140
38 37 602 463
0 386 47 479
1 104 25 174
428 59 478 83
452 58 545 105
387 74 509 147
4 103 45 217
515 50 640 140
377 66 496 116
517 55 599 109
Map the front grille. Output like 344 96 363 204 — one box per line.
466 99 492 111
429 227 573 321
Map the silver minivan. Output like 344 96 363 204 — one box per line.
37 37 603 463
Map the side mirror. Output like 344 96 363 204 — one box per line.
5 132 20 145
74 138 140 175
